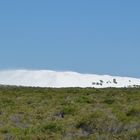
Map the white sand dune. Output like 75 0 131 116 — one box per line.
0 70 140 88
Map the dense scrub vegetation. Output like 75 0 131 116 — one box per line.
0 86 139 140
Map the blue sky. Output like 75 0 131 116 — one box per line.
0 0 140 77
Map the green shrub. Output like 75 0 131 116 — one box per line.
0 86 139 139
103 99 115 104
40 122 63 133
126 107 140 117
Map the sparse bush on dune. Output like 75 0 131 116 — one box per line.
0 86 139 139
